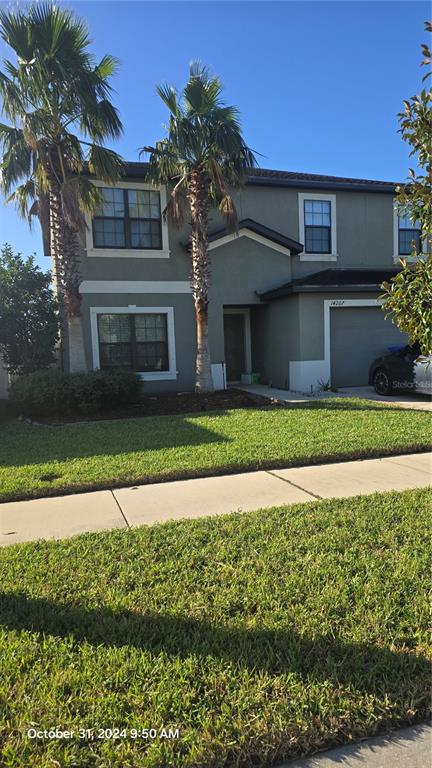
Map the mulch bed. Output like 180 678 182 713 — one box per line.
33 388 272 425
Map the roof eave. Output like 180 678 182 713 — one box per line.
247 177 397 194
261 284 387 301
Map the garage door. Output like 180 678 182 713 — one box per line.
330 307 407 387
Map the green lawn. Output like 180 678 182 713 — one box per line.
0 488 430 767
0 399 430 502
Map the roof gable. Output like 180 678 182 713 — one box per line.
206 219 303 256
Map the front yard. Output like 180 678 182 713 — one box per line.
0 487 430 767
0 398 430 502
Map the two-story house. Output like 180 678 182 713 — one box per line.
70 164 418 393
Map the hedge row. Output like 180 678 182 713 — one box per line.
9 368 141 417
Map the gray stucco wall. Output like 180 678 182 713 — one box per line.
250 291 391 390
251 297 300 388
207 237 292 364
78 180 397 287
80 233 294 388
210 236 292 303
232 186 396 278
73 175 401 392
80 292 196 392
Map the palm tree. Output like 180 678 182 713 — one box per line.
0 3 124 371
143 63 257 392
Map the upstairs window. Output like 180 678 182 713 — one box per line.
92 188 162 250
398 213 421 256
97 313 169 372
304 199 331 253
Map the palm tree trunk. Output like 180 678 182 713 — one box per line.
188 167 214 392
47 157 86 373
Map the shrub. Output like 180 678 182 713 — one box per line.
9 368 140 418
0 244 58 375
0 398 16 422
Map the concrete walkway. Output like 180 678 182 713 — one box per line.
280 722 431 767
239 384 432 412
1 452 430 546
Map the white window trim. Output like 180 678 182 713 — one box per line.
85 180 170 259
298 192 338 262
392 202 425 263
289 298 380 391
90 306 177 381
208 228 292 257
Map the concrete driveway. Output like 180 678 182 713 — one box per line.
239 384 432 412
337 385 432 411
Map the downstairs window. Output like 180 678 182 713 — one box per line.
97 313 169 372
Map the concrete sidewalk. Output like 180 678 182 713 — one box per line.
280 722 431 767
1 451 430 546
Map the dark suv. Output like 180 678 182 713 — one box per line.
369 343 432 396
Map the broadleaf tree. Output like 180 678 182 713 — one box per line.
143 63 257 391
381 21 432 355
0 243 58 376
0 3 124 371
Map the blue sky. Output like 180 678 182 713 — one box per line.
0 0 428 268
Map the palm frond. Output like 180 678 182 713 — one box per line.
60 176 86 229
95 54 120 80
0 8 35 63
87 143 124 183
164 175 187 226
6 178 35 219
75 174 103 214
61 132 85 173
148 62 258 231
156 83 180 117
184 61 223 116
0 127 33 193
0 71 28 120
60 174 102 228
142 141 182 185
80 99 123 141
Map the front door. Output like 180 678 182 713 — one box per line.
224 313 245 382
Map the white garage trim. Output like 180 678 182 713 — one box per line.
289 298 381 392
324 298 381 367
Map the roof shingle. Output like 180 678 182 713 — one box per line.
120 162 398 192
259 268 400 300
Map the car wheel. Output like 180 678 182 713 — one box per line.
373 368 392 395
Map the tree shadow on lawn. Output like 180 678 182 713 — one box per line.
1 592 430 712
2 399 426 470
0 414 231 468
